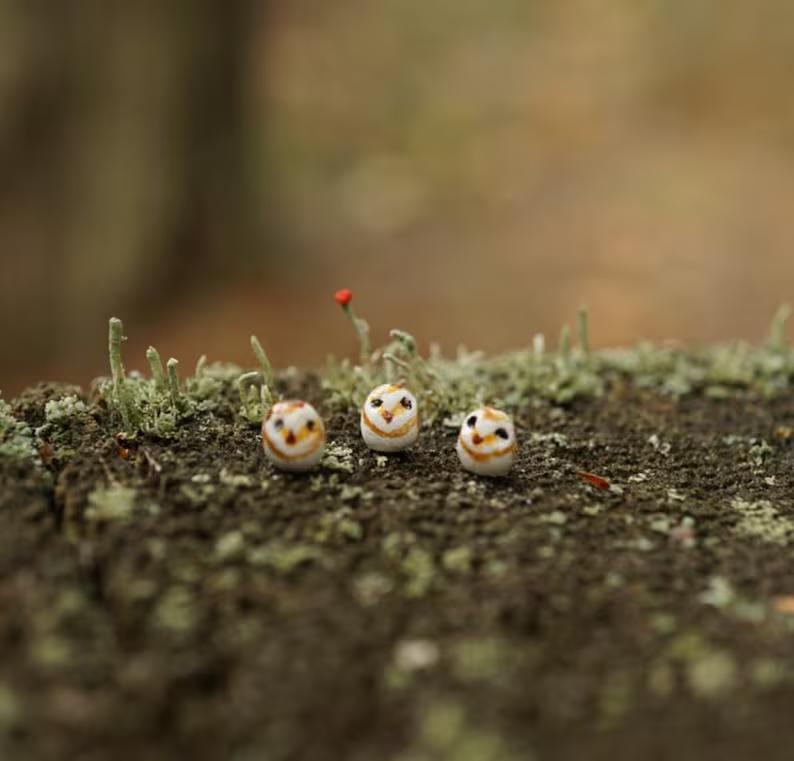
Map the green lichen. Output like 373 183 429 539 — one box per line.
731 497 794 545
767 304 791 352
146 346 166 389
647 661 675 698
600 307 794 398
450 637 510 682
0 684 21 730
219 469 255 488
29 635 71 669
185 359 229 408
34 394 92 462
687 650 738 699
314 508 364 543
396 700 519 761
352 571 394 606
215 531 247 562
247 542 324 573
155 587 197 634
102 318 203 438
321 443 356 473
664 630 739 700
382 531 416 559
723 436 774 470
237 335 275 424
337 516 364 542
179 481 215 508
751 658 788 689
49 304 794 450
322 305 794 421
598 670 633 727
442 546 473 574
402 547 435 598
0 397 39 467
85 485 136 522
43 394 88 425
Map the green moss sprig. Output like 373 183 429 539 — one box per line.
102 317 199 438
238 335 275 425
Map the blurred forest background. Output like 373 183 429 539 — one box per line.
3 0 794 395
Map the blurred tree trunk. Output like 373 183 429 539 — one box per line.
0 0 265 383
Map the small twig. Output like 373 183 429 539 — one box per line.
140 445 163 483
140 446 162 474
575 470 611 490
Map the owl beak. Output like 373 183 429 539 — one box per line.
285 430 297 445
472 432 483 445
381 409 394 424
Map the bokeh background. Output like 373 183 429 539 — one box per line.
3 0 794 396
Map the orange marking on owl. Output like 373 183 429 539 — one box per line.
482 407 509 422
361 410 419 439
263 427 325 462
457 435 515 462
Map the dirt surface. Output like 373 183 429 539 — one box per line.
3 378 794 760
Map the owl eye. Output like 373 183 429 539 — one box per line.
273 419 284 430
371 399 383 408
400 397 412 409
467 415 477 428
306 419 316 431
495 428 509 440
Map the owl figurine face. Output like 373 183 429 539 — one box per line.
360 383 419 452
262 400 326 472
456 407 516 477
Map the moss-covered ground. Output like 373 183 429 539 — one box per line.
3 329 794 759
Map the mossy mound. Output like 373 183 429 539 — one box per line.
2 352 794 759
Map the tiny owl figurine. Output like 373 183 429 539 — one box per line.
262 400 326 472
360 383 419 453
456 407 516 477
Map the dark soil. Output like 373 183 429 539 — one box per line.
3 379 794 760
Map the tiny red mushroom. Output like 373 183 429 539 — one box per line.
334 287 371 365
334 288 353 307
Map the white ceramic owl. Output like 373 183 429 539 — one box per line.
360 383 419 453
456 407 516 477
262 400 326 472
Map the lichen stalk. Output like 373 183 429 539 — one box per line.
146 346 166 389
577 305 590 357
167 358 181 407
108 318 126 391
560 324 571 363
